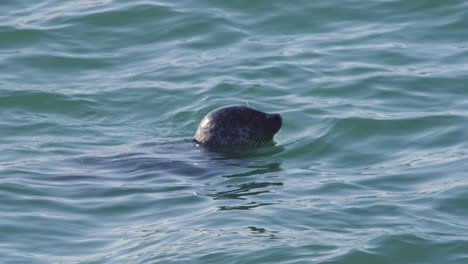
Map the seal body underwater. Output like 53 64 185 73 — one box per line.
194 105 282 147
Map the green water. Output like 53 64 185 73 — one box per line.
1 1 468 263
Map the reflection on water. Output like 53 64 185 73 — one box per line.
215 180 283 200
214 176 283 210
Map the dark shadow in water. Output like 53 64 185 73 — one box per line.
200 142 285 160
212 178 283 211
196 144 285 210
71 140 207 181
217 202 275 211
248 226 282 240
213 181 283 200
73 139 285 211
222 162 281 178
76 139 284 179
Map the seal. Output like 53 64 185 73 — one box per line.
194 105 282 146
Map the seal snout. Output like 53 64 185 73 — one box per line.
271 113 282 124
267 113 282 126
267 113 282 134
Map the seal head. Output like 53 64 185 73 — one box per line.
194 105 282 146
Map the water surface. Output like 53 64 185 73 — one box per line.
1 1 468 263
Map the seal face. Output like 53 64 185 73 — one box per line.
194 105 282 146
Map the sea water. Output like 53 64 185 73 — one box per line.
1 1 468 263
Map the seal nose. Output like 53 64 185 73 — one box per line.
273 114 283 122
271 113 282 123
